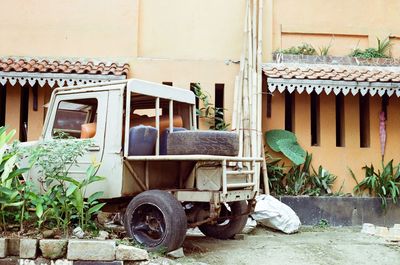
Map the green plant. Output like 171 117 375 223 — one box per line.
265 129 306 165
27 139 105 235
350 36 392 59
265 154 286 195
351 160 400 209
315 219 329 228
267 152 337 196
310 166 337 195
318 36 334 56
279 43 316 56
191 83 229 131
66 163 106 231
0 127 30 231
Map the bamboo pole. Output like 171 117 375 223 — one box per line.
257 0 269 194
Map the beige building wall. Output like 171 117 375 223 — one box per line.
1 0 400 191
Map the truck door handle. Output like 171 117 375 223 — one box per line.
87 145 100 151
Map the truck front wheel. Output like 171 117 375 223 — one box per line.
124 190 187 252
199 201 248 239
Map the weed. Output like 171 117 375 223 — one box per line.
315 219 329 228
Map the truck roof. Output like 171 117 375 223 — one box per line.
53 78 196 105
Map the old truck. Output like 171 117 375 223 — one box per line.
29 79 261 251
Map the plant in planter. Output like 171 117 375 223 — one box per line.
265 129 337 196
350 36 392 59
350 160 400 209
278 43 316 56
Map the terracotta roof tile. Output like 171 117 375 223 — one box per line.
263 63 400 83
0 58 129 76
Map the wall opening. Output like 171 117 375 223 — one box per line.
310 92 320 146
19 85 29 142
266 93 272 118
359 94 370 148
335 94 345 147
215 83 224 129
190 83 200 129
162 82 173 86
0 84 6 127
284 90 295 132
381 94 389 119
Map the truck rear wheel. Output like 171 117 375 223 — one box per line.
199 201 248 239
124 190 187 252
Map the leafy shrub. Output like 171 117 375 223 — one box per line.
265 129 306 165
350 37 392 59
351 160 400 209
26 139 106 235
267 152 337 196
279 43 316 56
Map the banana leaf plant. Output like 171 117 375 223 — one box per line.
0 127 29 231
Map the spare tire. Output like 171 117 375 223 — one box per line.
167 131 239 156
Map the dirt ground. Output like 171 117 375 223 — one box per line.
176 226 400 265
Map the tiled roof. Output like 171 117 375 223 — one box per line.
263 63 400 83
0 58 130 76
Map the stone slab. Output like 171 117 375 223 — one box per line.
0 257 18 265
20 239 38 259
115 245 148 261
67 240 115 261
6 238 19 256
39 240 68 259
0 239 7 258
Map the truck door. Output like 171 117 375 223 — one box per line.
43 91 108 178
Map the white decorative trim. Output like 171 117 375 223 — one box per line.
267 78 399 97
0 71 126 88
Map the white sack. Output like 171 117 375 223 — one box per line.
251 195 301 234
242 217 257 234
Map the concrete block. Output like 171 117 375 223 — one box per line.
361 223 376 235
39 240 67 259
52 260 73 265
115 244 148 261
73 262 122 265
375 226 389 237
0 238 7 258
67 240 115 261
6 238 19 256
19 239 38 259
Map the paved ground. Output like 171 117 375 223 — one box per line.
176 226 400 265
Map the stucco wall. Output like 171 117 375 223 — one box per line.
1 0 400 192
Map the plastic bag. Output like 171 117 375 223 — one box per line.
251 195 301 234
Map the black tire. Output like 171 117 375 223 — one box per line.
199 201 248 239
167 131 239 156
124 190 187 252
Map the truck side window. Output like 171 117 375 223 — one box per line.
52 98 98 139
